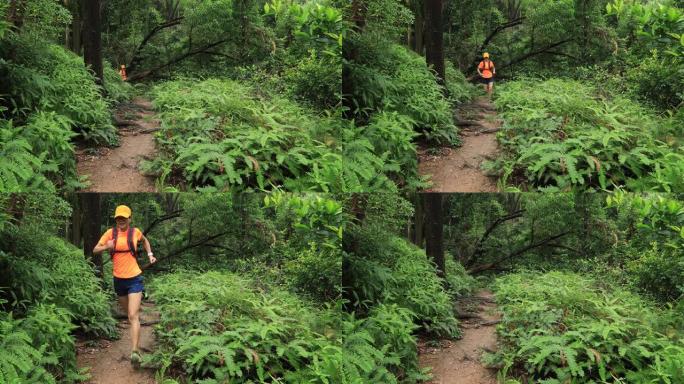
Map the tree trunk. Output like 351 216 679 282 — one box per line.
574 0 592 62
413 10 424 54
64 0 82 54
423 0 445 85
80 194 103 278
81 0 103 86
412 193 425 248
424 193 445 279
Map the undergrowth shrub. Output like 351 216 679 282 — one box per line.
0 119 56 192
341 304 428 383
444 256 476 298
490 78 684 191
0 310 56 384
350 40 458 145
627 244 684 302
363 111 420 187
338 124 399 191
607 194 684 302
1 36 117 145
148 78 343 191
489 271 684 383
346 234 460 338
22 111 78 188
445 62 477 105
2 230 117 337
146 271 341 383
624 52 684 110
20 303 83 382
281 51 341 109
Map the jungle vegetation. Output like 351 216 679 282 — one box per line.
0 192 342 383
344 0 683 191
343 192 684 383
1 0 344 192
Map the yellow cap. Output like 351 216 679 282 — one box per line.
483 52 490 58
114 205 132 218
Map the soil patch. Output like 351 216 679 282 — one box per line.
418 290 500 384
419 97 500 192
76 97 158 192
76 301 159 384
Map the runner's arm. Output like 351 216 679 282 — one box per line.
93 240 113 254
140 234 155 263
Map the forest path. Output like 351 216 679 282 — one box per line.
76 301 159 384
418 289 500 384
418 97 500 192
76 97 158 192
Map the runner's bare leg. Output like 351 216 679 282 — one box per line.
127 292 142 352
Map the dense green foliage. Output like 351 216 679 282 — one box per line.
1 0 346 193
120 0 348 192
0 191 346 383
343 193 474 383
344 0 478 190
0 194 116 383
146 79 342 192
351 41 458 144
146 271 341 383
489 79 684 191
351 0 684 192
0 0 141 191
437 193 684 294
489 271 684 383
0 37 120 190
606 193 684 301
360 192 684 383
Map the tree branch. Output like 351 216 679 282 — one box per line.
142 210 183 236
128 38 231 81
201 51 240 60
467 231 571 274
127 17 184 74
141 231 230 270
203 243 238 252
500 39 574 70
478 17 525 54
465 210 525 266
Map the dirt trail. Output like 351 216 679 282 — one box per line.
76 97 158 192
76 301 159 384
418 290 500 384
419 97 500 192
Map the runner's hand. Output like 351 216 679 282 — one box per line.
149 255 157 264
106 240 115 250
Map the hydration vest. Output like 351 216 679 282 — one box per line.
111 226 138 258
480 60 494 71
